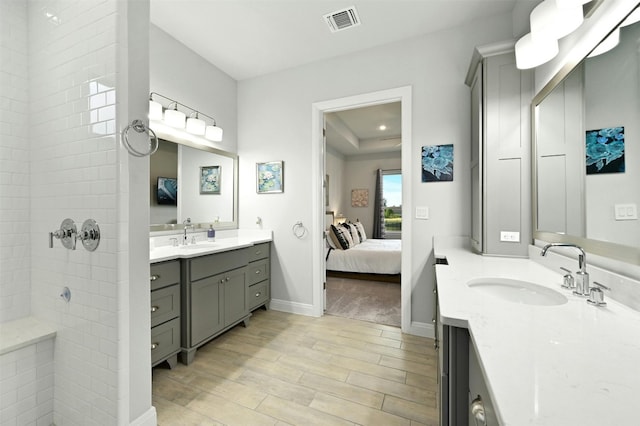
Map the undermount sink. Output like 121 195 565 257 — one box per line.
179 242 218 250
467 277 568 306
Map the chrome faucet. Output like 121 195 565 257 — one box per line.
540 243 589 296
183 218 193 244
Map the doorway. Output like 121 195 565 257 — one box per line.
311 86 413 333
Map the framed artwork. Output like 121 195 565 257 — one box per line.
422 144 454 182
257 161 284 193
586 126 625 175
351 188 369 207
200 166 221 194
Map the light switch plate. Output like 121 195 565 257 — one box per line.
615 203 637 221
500 231 520 242
416 207 429 220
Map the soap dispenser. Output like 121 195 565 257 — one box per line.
207 224 216 242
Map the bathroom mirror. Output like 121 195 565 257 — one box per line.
149 133 238 233
533 6 640 265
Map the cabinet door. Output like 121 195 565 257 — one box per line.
190 275 222 346
224 268 247 326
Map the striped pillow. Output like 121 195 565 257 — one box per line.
343 223 361 245
329 224 351 250
354 221 367 242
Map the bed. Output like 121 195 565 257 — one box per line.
324 212 401 282
325 238 401 275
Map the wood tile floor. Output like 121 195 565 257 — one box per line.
152 309 438 425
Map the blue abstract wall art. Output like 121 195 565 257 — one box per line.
586 126 625 175
421 144 454 182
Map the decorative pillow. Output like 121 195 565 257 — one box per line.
325 230 337 249
354 221 367 242
345 223 361 245
329 224 351 250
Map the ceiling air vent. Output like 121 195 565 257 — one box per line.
324 6 361 33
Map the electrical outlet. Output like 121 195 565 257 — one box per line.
500 231 520 242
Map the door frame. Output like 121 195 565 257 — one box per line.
310 86 413 333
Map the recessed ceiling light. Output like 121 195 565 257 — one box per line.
379 125 387 131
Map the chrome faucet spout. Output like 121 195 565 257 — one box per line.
183 217 193 244
540 243 589 295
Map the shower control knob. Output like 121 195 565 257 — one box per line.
49 218 77 250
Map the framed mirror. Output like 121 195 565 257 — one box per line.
532 5 640 265
150 133 238 233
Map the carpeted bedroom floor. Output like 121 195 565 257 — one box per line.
325 276 401 327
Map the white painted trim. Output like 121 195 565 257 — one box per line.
130 407 157 426
409 321 435 339
269 299 318 317
311 86 413 333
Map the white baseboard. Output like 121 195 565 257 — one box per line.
130 406 156 426
269 299 318 317
407 320 435 339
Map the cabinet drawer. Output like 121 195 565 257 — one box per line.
150 260 180 291
248 280 269 310
151 284 180 328
248 243 270 262
151 317 180 366
247 259 269 285
190 248 248 282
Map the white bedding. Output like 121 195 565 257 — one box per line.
326 239 401 275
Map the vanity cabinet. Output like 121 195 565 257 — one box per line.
247 242 270 311
150 260 181 368
468 342 498 426
466 41 533 257
181 248 249 365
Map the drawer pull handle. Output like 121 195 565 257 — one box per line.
150 274 160 281
255 250 261 255
151 342 159 350
151 305 159 313
255 270 261 274
226 277 230 282
255 292 261 297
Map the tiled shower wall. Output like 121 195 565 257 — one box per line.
28 0 121 424
0 0 31 323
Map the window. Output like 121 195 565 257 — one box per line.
382 170 402 238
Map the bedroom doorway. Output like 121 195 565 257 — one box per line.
312 86 412 331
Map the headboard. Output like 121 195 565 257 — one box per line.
325 211 334 229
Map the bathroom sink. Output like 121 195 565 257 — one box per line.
467 278 568 306
179 242 218 250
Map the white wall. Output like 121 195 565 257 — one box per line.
326 146 345 220
0 0 30 323
342 153 402 237
150 25 238 153
584 22 640 247
237 13 514 324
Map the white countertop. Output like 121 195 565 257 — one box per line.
150 229 273 263
434 237 640 426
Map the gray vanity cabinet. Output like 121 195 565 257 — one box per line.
180 248 250 365
150 260 181 369
247 242 270 311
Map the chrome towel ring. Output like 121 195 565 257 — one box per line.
292 221 307 239
121 119 159 157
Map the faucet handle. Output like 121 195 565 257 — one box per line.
587 281 610 307
559 267 575 289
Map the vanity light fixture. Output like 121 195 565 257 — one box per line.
164 102 186 128
515 32 559 69
587 27 620 58
186 112 206 136
148 92 224 142
530 0 584 41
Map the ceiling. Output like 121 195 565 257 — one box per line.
325 102 402 157
150 0 525 156
150 0 523 81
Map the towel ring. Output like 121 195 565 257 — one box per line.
121 119 159 157
292 221 307 239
